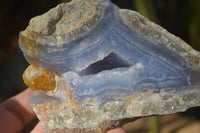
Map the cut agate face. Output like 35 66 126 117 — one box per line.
19 0 200 132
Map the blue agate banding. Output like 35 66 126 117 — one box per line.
19 0 200 132
19 0 200 104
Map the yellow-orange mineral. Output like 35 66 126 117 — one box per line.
18 0 200 132
23 65 56 92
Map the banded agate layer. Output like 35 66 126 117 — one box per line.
19 0 200 132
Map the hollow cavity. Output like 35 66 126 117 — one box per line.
79 52 132 76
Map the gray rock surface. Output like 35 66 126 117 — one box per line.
19 0 200 132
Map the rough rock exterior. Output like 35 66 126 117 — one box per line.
19 0 200 133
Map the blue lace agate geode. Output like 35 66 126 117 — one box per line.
19 0 200 132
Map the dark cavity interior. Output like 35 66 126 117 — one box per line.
79 52 132 76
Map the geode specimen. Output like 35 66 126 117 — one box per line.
19 0 200 132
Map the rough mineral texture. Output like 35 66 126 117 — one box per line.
19 0 200 133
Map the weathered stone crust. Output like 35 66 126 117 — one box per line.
20 0 109 46
19 0 200 133
50 118 137 133
32 88 200 133
120 9 200 70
